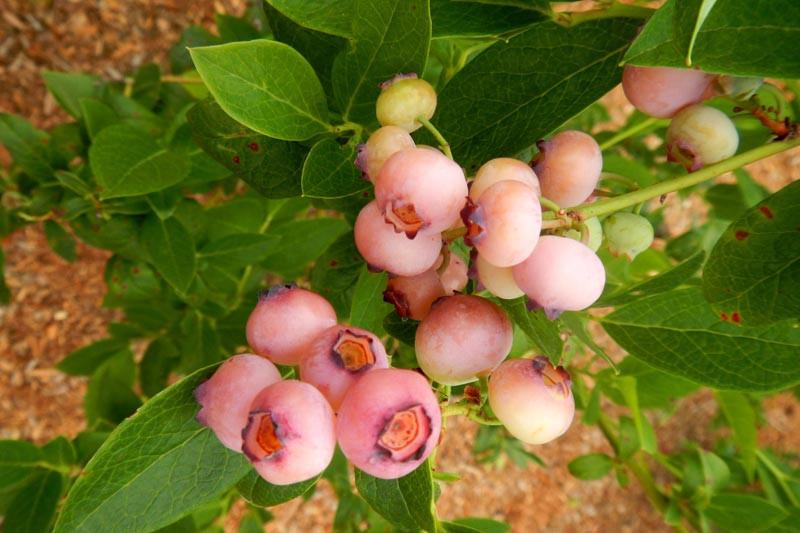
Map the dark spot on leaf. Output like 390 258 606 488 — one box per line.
232 155 241 165
132 267 140 274
329 259 338 267
248 142 259 152
735 230 749 241
112 276 120 283
720 312 728 321
759 206 774 219
731 312 741 323
362 191 369 197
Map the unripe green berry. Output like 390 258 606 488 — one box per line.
666 104 739 171
603 212 654 261
376 75 437 133
561 217 602 252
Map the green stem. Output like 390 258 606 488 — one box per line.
599 117 666 151
417 116 453 160
540 138 800 225
539 196 562 213
332 120 363 136
441 403 503 425
556 3 655 27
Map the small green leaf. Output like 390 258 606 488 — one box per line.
715 390 757 480
443 517 510 533
54 365 251 533
187 99 307 198
261 218 349 278
673 0 718 66
57 338 129 376
42 71 104 119
703 181 800 325
0 113 53 181
349 268 392 335
43 220 77 262
598 251 705 306
236 470 319 507
301 138 368 199
84 351 141 425
215 14 261 43
568 453 614 480
310 234 363 317
140 337 181 398
332 0 431 123
602 288 800 392
54 170 93 197
265 0 353 37
90 124 190 199
141 214 197 294
614 376 657 454
80 98 119 139
705 494 788 532
496 298 562 363
4 470 63 533
355 461 436 532
383 312 419 346
199 234 281 268
190 40 330 141
430 0 545 38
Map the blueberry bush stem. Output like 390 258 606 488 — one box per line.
417 115 453 160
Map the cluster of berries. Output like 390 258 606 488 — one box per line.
622 65 740 170
196 286 574 485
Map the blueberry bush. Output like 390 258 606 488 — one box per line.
1 1 800 531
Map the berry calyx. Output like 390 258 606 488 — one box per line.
376 74 437 133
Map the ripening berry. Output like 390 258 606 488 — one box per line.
475 254 524 300
358 126 416 183
469 157 541 201
336 368 441 479
246 286 337 365
241 380 335 485
437 253 468 294
415 294 512 385
604 212 654 261
299 325 389 410
195 354 281 452
488 357 575 445
462 180 541 267
561 216 603 252
532 131 602 208
512 236 605 319
376 75 437 133
666 104 739 171
622 65 714 118
354 201 442 276
383 268 445 320
375 147 468 237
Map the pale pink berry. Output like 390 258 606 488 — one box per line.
242 380 335 485
375 147 468 238
383 268 445 320
358 126 416 183
195 354 281 452
469 157 540 201
336 368 441 479
532 131 602 208
489 357 574 445
354 201 442 276
475 254 524 300
246 286 337 365
299 325 389 410
512 235 605 318
437 253 468 294
415 295 512 385
462 180 541 267
622 65 714 118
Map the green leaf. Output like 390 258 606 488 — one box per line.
567 453 614 480
332 0 431 123
614 376 657 454
705 494 788 532
189 40 330 141
42 71 104 118
265 0 353 37
140 337 181 398
43 220 77 262
496 298 562 363
90 124 190 199
616 357 699 409
84 351 141 425
198 234 281 268
187 99 306 198
430 18 640 171
301 138 368 199
383 313 419 346
4 470 62 533
703 181 800 325
354 461 436 532
598 251 705 306
261 218 349 278
215 14 261 42
705 183 749 221
170 26 221 74
141 214 197 294
0 440 44 486
80 98 120 139
179 312 225 371
673 0 718 66
54 365 251 533
0 113 53 181
310 233 363 317
131 63 162 109
236 470 318 507
430 0 545 38
715 390 757 480
443 517 510 533
349 268 392 335
624 0 800 78
602 288 800 392
41 437 77 469
57 338 129 376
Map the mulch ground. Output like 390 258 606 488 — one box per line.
1 1 798 532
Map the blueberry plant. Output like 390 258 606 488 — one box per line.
1 1 800 531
